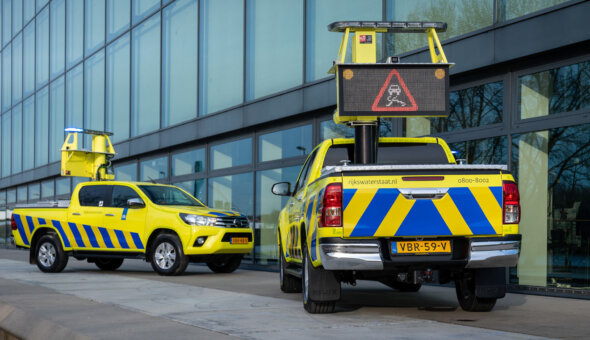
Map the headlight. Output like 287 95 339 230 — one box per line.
180 213 217 226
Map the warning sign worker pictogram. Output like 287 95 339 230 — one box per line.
371 69 418 112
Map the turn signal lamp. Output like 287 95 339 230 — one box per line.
503 181 520 224
320 183 342 227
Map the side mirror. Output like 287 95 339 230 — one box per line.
271 182 291 196
127 198 145 208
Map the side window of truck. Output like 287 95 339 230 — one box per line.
79 186 110 207
293 150 318 195
111 186 141 208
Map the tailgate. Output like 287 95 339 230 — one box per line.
341 169 504 238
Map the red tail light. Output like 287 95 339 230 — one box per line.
503 181 520 224
320 183 342 227
11 214 17 231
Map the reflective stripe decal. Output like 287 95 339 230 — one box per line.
83 224 100 248
350 188 399 237
115 230 129 249
121 208 128 221
98 227 115 248
52 220 71 248
131 232 144 249
396 200 451 236
448 188 496 235
38 218 46 225
13 214 29 246
68 222 87 248
342 189 356 213
25 216 35 234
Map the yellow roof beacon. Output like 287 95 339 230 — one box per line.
328 21 452 164
61 128 116 181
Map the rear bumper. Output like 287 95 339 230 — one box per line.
318 235 521 271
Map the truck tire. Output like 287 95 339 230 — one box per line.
279 243 301 293
455 275 497 312
95 258 124 271
150 234 188 276
206 255 242 273
302 244 337 314
36 233 68 273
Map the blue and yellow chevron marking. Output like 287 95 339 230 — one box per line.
343 186 503 237
121 208 128 220
13 214 30 246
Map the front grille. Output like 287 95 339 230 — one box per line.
214 216 250 228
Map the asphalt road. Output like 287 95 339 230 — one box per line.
0 248 587 340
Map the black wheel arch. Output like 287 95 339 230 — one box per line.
29 228 60 264
145 228 181 262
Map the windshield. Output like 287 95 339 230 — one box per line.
138 185 204 207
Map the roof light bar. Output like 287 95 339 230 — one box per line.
64 127 113 136
328 21 447 33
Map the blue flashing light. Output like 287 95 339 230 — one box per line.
451 150 460 155
65 127 84 133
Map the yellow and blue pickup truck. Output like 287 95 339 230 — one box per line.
272 137 521 313
12 181 253 276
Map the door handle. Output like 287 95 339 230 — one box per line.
289 202 295 207
105 214 115 217
72 212 81 216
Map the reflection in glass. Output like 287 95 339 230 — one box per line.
66 65 83 130
66 0 84 68
23 97 35 170
2 44 11 112
259 125 312 162
140 157 168 182
511 124 590 290
35 87 49 167
199 0 243 115
41 180 54 199
501 0 569 21
85 0 106 55
306 0 381 82
24 0 35 23
50 0 65 79
114 163 137 181
162 0 198 127
12 106 22 174
132 0 159 24
519 61 590 119
211 138 252 170
449 137 506 165
132 14 160 136
7 189 16 204
1 113 10 177
107 0 130 41
23 22 35 97
209 173 253 219
17 186 27 202
13 0 22 34
255 166 300 263
84 51 105 147
12 34 22 103
50 76 65 163
2 0 11 46
56 177 70 197
106 34 130 143
36 8 49 88
246 0 303 100
28 183 41 201
432 81 503 133
174 179 206 204
321 119 392 140
172 148 205 176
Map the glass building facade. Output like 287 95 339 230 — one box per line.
0 0 588 297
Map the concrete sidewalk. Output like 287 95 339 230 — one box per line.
0 249 587 339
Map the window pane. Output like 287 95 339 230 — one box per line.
23 22 35 97
511 124 590 290
321 120 353 139
35 86 49 166
448 137 506 165
12 105 22 174
173 179 206 203
37 0 48 11
2 0 11 46
132 14 160 136
519 61 590 119
66 64 83 129
132 0 159 24
7 189 16 203
28 183 41 201
210 138 252 171
36 7 49 88
24 0 35 23
107 0 130 41
199 0 243 115
140 156 168 181
85 0 105 55
171 148 205 176
246 0 303 100
66 0 83 68
209 173 253 220
49 76 65 162
12 34 22 103
50 0 65 79
56 177 70 196
111 186 140 207
502 0 569 21
41 179 54 198
2 44 11 111
79 186 108 206
385 0 493 55
306 0 381 82
432 81 503 133
114 162 137 181
17 186 27 202
13 0 22 34
162 0 198 127
0 191 5 205
23 97 34 170
84 50 105 146
106 34 130 142
1 113 10 176
256 166 300 263
72 177 88 191
259 125 312 162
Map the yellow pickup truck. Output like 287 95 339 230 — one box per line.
272 137 521 313
12 181 253 276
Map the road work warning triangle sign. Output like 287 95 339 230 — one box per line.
371 70 418 112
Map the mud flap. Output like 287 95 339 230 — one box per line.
308 265 341 301
475 267 506 299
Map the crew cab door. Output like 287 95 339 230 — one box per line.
68 185 111 249
101 185 147 251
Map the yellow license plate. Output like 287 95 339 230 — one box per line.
392 240 451 255
230 237 249 244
